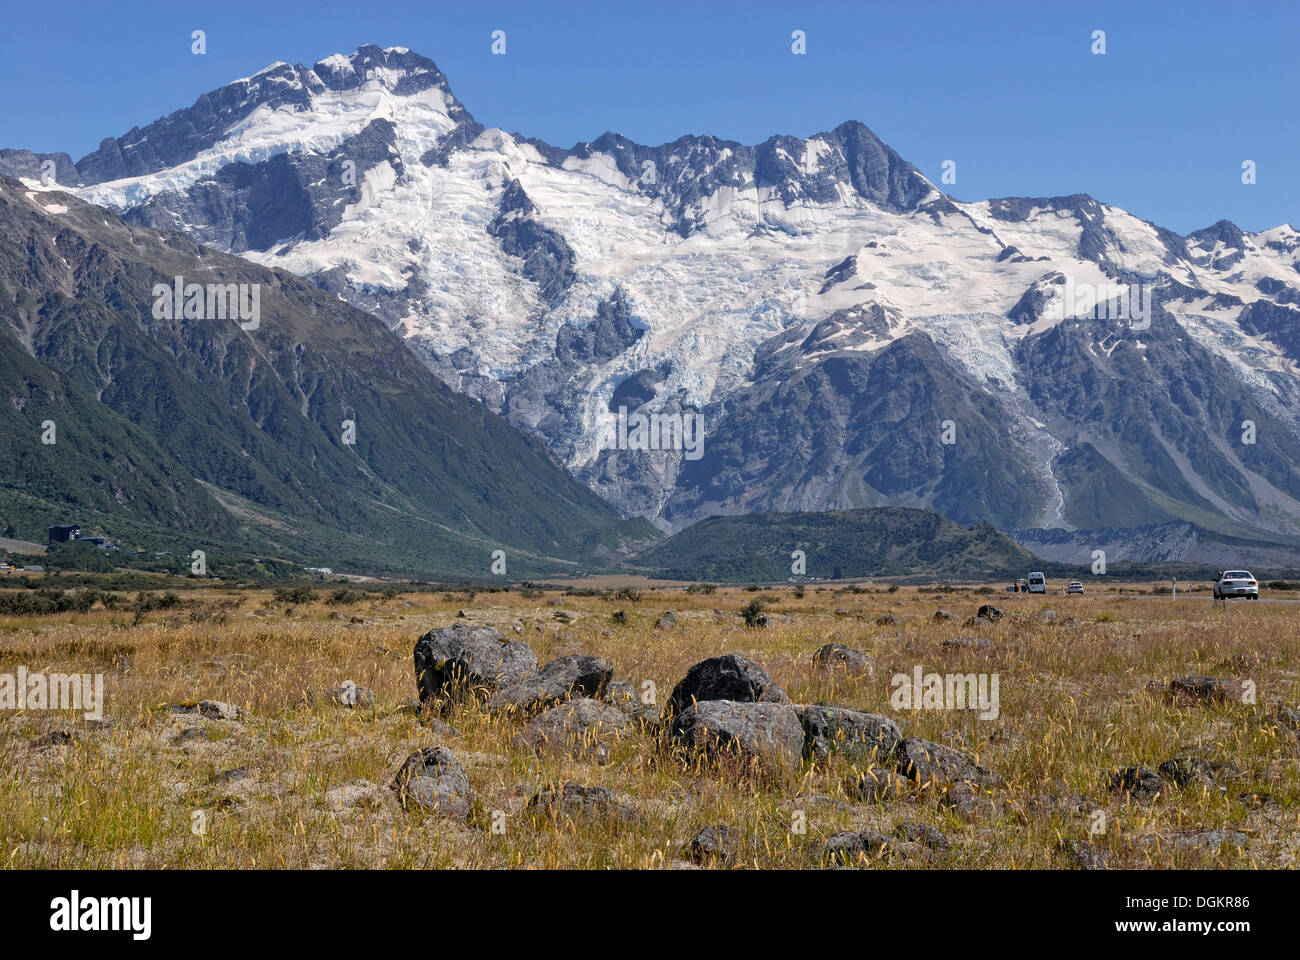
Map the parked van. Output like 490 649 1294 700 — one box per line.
1027 572 1047 594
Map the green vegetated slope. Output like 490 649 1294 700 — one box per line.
0 178 652 577
636 506 1039 581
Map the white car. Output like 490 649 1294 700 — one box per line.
1027 572 1047 594
1067 581 1084 594
1214 571 1258 599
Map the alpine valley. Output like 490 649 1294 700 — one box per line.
6 45 1300 574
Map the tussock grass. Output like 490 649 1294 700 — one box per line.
1 584 1297 869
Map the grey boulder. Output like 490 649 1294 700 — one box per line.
795 705 901 762
413 623 536 705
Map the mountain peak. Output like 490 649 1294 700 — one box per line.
310 44 452 96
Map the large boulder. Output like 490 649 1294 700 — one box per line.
893 737 998 788
811 643 875 677
516 698 632 763
794 705 901 762
413 623 536 706
390 747 473 817
663 654 788 728
487 655 613 714
672 700 804 768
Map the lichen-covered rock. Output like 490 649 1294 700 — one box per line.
894 737 997 788
664 654 788 729
794 705 901 762
811 643 875 677
516 697 631 763
527 782 639 824
413 623 536 706
1107 765 1163 802
390 747 473 818
672 700 803 768
688 824 737 865
487 655 613 714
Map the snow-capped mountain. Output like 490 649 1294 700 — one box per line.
11 45 1300 563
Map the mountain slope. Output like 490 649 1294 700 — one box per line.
634 507 1038 582
0 176 650 577
9 45 1300 562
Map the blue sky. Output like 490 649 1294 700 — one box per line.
1 0 1294 233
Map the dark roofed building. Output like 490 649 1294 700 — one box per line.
49 524 81 543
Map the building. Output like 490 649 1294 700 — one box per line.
49 524 81 543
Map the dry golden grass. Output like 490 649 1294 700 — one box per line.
1 582 1297 869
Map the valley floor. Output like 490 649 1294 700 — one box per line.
1 583 1297 869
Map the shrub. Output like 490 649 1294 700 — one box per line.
274 586 316 604
740 598 767 627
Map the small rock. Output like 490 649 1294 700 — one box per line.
171 700 243 721
810 642 875 677
1107 765 1163 802
689 824 737 865
527 783 639 824
307 682 375 709
941 635 991 650
876 613 901 627
894 821 951 851
1060 838 1110 870
933 609 955 623
939 781 995 819
844 767 910 802
976 604 1003 622
654 610 678 630
391 747 473 818
1026 793 1100 818
325 779 383 811
1167 676 1229 705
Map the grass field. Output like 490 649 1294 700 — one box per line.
1 581 1297 869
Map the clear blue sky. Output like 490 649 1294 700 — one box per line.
1 0 1294 234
